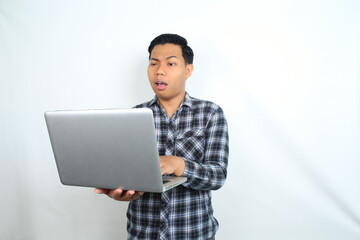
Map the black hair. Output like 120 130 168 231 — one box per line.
148 33 194 65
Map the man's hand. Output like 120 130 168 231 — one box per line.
94 156 185 199
94 188 144 201
160 156 185 176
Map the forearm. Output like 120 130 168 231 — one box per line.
181 107 229 191
181 157 227 190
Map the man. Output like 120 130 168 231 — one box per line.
95 34 229 240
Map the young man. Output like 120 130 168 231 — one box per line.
95 34 229 240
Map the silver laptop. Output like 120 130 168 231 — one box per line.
44 108 187 193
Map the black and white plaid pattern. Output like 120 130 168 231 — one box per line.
127 92 229 240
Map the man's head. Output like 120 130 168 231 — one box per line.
147 34 194 103
148 34 194 65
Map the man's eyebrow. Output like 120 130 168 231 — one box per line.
166 55 178 60
150 56 178 61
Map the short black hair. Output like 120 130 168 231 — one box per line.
148 33 194 65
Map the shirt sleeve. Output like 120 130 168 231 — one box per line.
181 106 229 191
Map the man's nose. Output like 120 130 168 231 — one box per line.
156 64 165 75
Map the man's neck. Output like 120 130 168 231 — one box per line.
157 92 185 119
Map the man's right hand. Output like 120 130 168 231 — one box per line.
94 188 144 201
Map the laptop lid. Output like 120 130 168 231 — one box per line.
44 108 186 193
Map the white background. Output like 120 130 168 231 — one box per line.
1 0 360 239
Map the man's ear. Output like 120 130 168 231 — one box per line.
186 64 194 78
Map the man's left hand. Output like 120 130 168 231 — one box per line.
160 156 185 176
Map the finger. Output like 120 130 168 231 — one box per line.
108 189 124 200
94 188 108 194
124 190 135 200
161 162 171 175
161 166 175 175
133 191 145 200
119 190 136 201
106 189 122 199
111 189 133 201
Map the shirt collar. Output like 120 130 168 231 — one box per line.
181 92 192 108
148 95 158 107
149 92 193 109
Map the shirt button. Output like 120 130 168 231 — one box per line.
162 202 166 207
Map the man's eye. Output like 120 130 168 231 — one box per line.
168 63 175 66
150 63 157 66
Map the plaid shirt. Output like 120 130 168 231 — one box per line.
127 92 229 240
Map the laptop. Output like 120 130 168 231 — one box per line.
44 108 187 193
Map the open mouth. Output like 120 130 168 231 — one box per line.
155 81 168 90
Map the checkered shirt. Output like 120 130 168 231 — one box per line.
127 92 229 240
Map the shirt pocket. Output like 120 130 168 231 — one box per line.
175 128 205 162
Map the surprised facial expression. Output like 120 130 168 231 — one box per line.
148 43 193 101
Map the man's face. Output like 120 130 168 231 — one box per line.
148 43 193 101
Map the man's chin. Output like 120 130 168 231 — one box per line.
156 93 171 101
155 91 185 102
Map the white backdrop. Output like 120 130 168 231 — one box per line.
1 0 360 239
